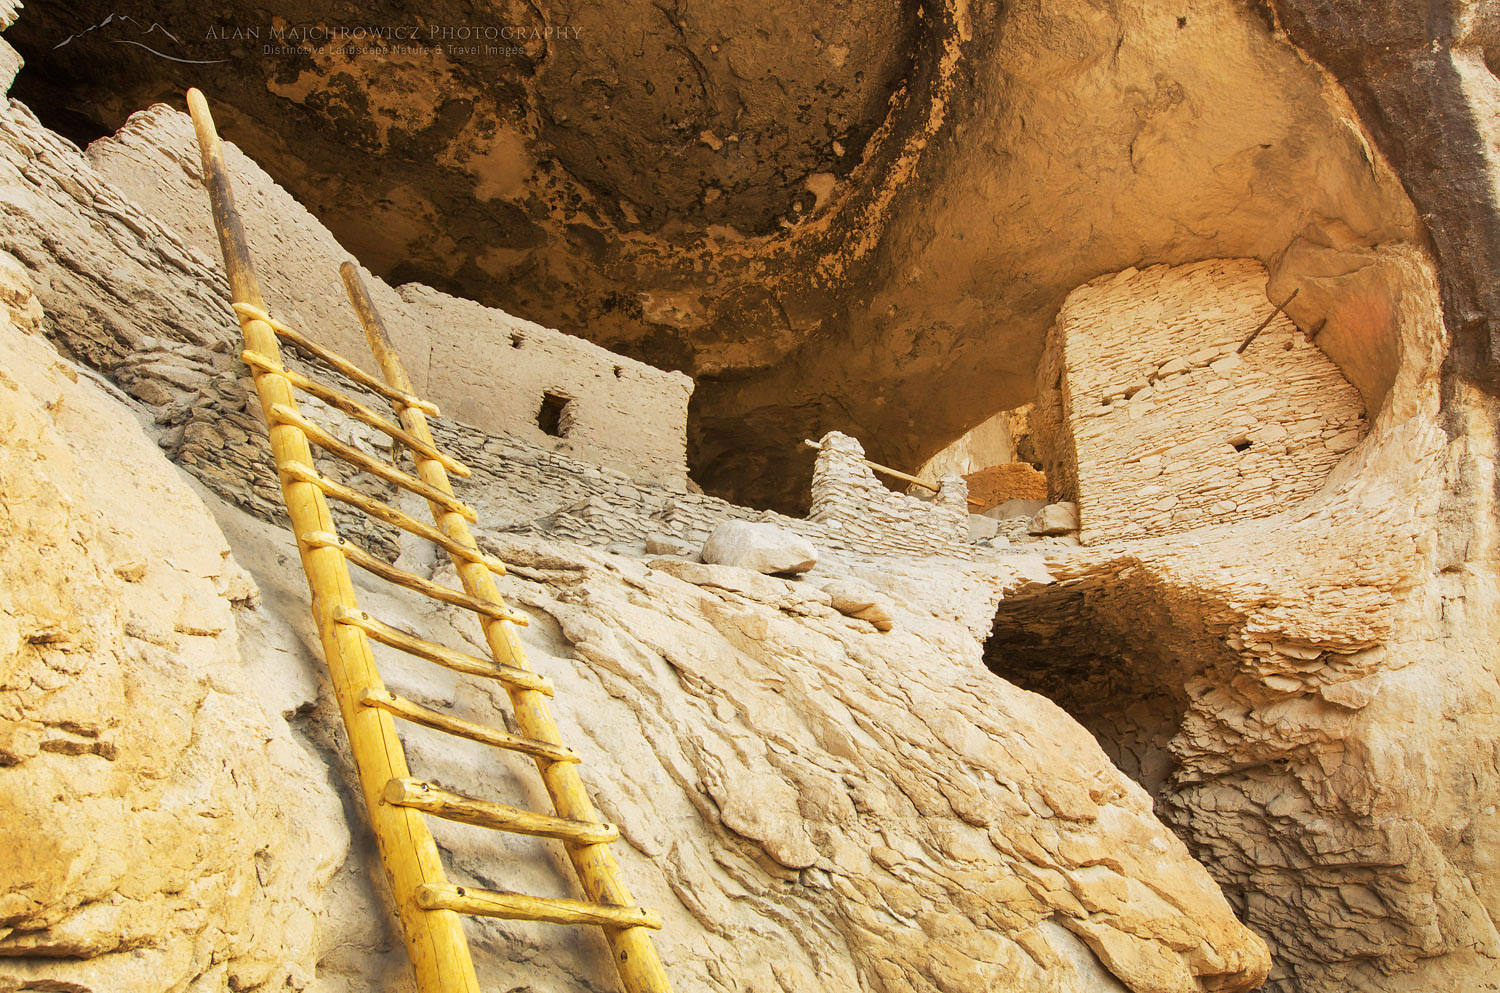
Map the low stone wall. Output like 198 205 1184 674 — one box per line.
810 433 972 559
109 336 975 565
1036 260 1367 544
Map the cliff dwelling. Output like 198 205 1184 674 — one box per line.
2 3 1500 993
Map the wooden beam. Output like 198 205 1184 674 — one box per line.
186 87 481 993
802 439 984 508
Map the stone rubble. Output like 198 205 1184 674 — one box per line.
1028 502 1080 537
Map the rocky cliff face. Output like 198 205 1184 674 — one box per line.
0 257 346 993
3 3 1500 993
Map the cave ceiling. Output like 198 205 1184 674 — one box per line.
11 0 1479 510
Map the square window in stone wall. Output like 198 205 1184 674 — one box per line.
1033 259 1366 545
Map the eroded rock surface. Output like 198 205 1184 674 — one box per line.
0 260 346 992
213 495 1272 993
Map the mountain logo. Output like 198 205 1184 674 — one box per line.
53 13 227 64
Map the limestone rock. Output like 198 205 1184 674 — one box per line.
1029 502 1080 536
644 534 699 557
701 519 818 574
218 514 1271 993
0 267 343 993
967 513 1000 542
820 579 898 631
989 247 1500 992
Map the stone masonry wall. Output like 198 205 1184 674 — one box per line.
810 432 972 559
396 284 692 485
85 104 693 488
1036 260 1367 544
109 334 975 565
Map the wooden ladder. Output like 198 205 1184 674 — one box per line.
185 89 673 993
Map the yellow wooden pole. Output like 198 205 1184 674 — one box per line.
185 88 481 993
339 261 676 993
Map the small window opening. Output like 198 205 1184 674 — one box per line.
511 334 525 348
538 391 574 437
613 365 624 378
1230 437 1252 453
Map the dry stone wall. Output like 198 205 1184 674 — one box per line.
98 334 979 568
397 283 692 486
86 104 694 489
1036 260 1367 544
811 432 972 559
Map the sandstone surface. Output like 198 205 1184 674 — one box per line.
0 259 346 993
2 6 1500 992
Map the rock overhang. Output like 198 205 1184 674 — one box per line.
4 0 1437 510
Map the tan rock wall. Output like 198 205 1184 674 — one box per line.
1037 260 1366 544
992 246 1500 992
0 258 346 993
963 463 1048 512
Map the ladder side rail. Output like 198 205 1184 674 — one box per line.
339 262 675 993
186 89 480 993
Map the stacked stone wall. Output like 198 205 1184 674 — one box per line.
1035 260 1366 544
87 105 693 488
111 338 976 564
809 432 972 559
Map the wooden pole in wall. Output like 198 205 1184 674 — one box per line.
1237 288 1300 354
186 88 482 993
340 261 676 993
803 439 985 508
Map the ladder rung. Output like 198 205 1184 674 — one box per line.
244 350 471 476
280 463 505 575
384 778 619 845
268 404 477 522
232 302 440 415
361 688 578 763
415 882 663 930
333 606 551 693
302 532 528 624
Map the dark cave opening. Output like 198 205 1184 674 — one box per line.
981 574 1205 808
